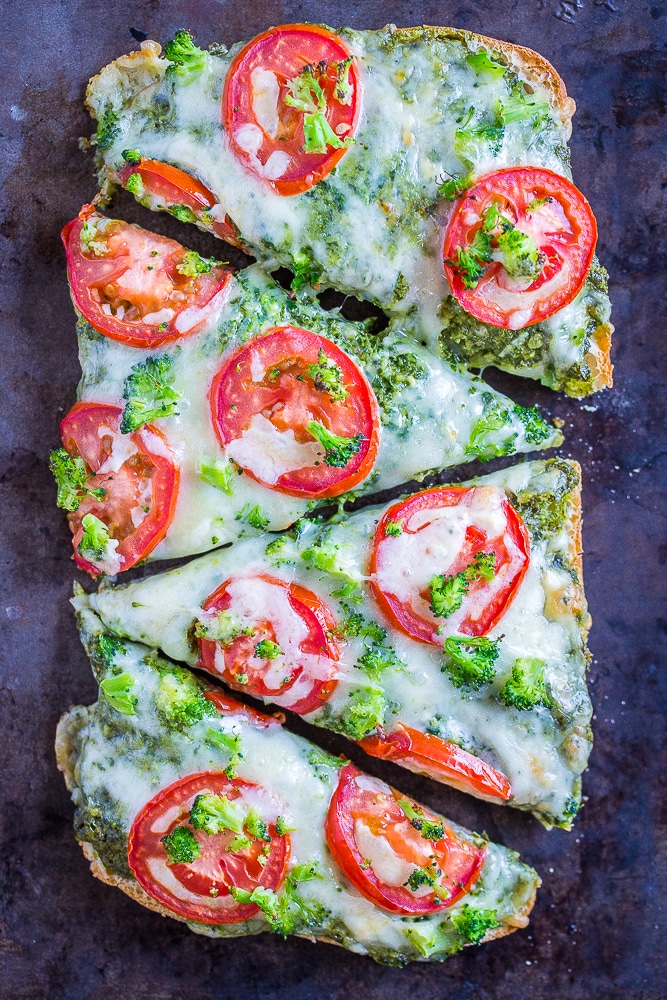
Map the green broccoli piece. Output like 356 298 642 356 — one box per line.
124 172 144 197
99 672 137 715
163 29 207 79
306 746 345 781
254 639 283 660
438 172 474 201
496 224 543 282
121 149 142 165
204 727 243 778
451 904 500 944
337 607 387 643
155 666 216 730
161 825 201 865
430 551 496 620
306 349 349 402
307 421 363 467
121 355 181 433
230 863 325 937
384 518 403 537
396 798 445 842
264 534 296 566
78 514 113 564
285 67 352 155
404 864 449 901
466 392 517 459
176 250 216 277
95 634 126 666
291 250 323 292
355 643 402 681
510 459 579 541
499 657 549 710
466 49 507 77
194 612 252 645
499 91 550 124
442 636 501 690
339 688 386 740
235 504 270 530
95 109 120 151
168 204 199 224
333 56 354 104
302 112 352 154
198 458 235 494
455 115 505 158
513 404 553 446
246 808 272 842
49 449 105 511
189 792 245 835
445 228 492 290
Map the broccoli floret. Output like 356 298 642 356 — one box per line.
339 688 386 740
155 666 216 730
337 607 387 643
430 551 496 620
120 355 181 433
121 148 142 165
235 504 270 530
78 514 114 565
396 798 445 842
496 224 543 282
404 864 449 901
246 808 271 842
189 792 245 835
455 115 505 159
264 534 296 566
466 49 507 77
355 642 402 680
438 171 474 201
466 392 518 459
99 672 137 715
195 612 252 645
510 459 579 541
230 863 325 937
95 634 127 666
254 639 282 659
499 657 549 710
198 458 234 494
168 204 199 224
384 518 403 537
95 109 120 151
442 636 501 690
306 349 349 402
307 421 363 467
445 227 492 290
124 172 144 197
161 825 200 865
513 404 553 445
306 746 345 781
285 67 352 155
204 727 243 778
333 56 354 104
163 29 207 79
451 904 500 944
176 250 216 277
49 448 105 511
291 250 323 292
499 91 550 124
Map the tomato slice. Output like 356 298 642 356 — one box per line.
210 326 379 499
360 723 512 802
199 574 340 715
128 772 290 924
370 485 530 644
325 764 485 916
223 24 361 196
117 160 242 245
443 167 597 330
60 402 179 575
62 205 232 347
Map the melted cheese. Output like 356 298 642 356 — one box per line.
225 413 322 484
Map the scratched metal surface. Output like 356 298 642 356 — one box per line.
1 1 665 997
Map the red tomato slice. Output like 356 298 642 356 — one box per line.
325 764 485 916
370 485 530 644
210 326 379 499
443 167 597 330
117 160 242 246
62 205 232 347
128 772 290 924
199 574 339 715
223 24 361 196
360 723 512 802
60 402 179 576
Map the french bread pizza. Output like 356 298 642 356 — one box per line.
77 458 592 828
85 23 613 396
51 206 561 576
56 606 539 964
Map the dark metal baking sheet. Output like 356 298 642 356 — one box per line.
1 1 665 997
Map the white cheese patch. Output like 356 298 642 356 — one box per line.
263 150 291 181
97 426 138 474
142 307 175 326
225 413 322 485
354 820 416 888
251 67 281 138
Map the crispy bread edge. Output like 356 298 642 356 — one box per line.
55 711 537 955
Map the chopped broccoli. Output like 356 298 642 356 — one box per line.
355 642 402 680
78 514 113 564
404 864 449 901
155 665 216 730
442 636 501 690
499 657 549 710
161 825 200 865
230 862 325 937
306 349 349 402
163 29 207 79
99 672 137 715
168 204 199 224
204 727 243 777
285 66 352 155
195 612 252 645
333 56 354 104
189 792 245 835
227 834 253 853
430 551 496 620
513 404 553 446
264 534 297 567
79 218 108 257
499 91 550 125
275 816 297 836
49 449 105 511
306 746 345 780
121 148 142 165
95 634 127 666
445 228 492 290
198 458 234 494
176 250 216 277
384 518 403 537
339 687 386 740
438 171 473 201
235 504 270 530
120 355 181 433
254 639 283 660
302 112 352 154
466 392 518 459
451 904 500 944
95 109 120 151
290 250 323 292
496 224 543 282
404 926 441 958
307 421 363 467
510 459 579 541
455 114 505 159
300 533 356 578
124 172 144 197
246 808 271 842
396 798 445 842
466 49 507 77
337 607 387 643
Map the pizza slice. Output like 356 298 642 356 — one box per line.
56 605 539 963
77 458 592 828
85 23 613 397
51 206 561 576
